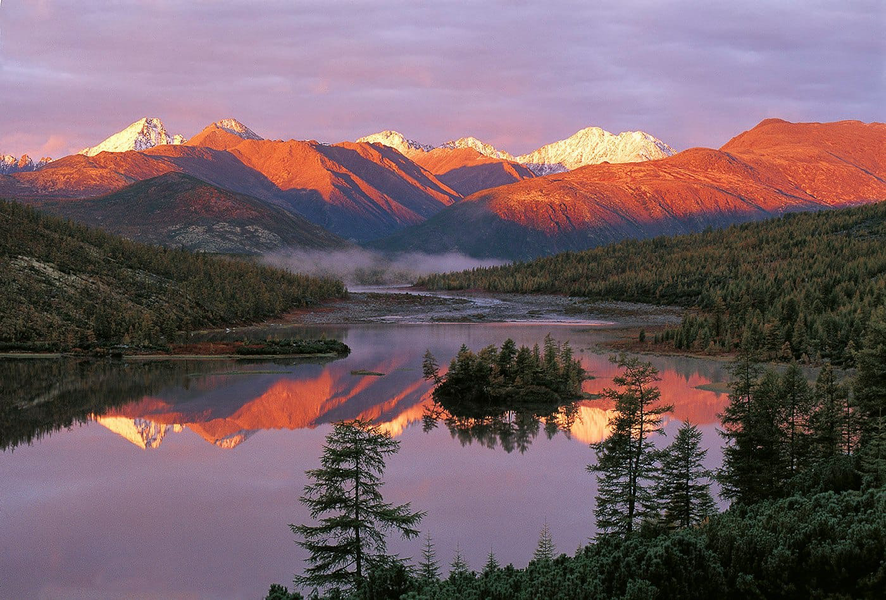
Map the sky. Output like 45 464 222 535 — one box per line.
0 0 883 158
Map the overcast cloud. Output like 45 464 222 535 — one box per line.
0 0 882 158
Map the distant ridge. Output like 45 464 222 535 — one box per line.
356 126 675 173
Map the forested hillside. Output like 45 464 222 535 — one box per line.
0 201 346 347
418 201 886 364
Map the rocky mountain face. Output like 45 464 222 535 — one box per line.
0 154 52 174
369 119 886 260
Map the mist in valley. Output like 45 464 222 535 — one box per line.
263 248 508 286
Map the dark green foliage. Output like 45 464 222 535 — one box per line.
295 487 886 600
706 488 886 600
417 202 886 365
655 422 717 529
0 200 346 346
855 308 886 484
265 583 303 600
291 419 425 594
589 355 673 535
719 353 788 504
234 338 350 356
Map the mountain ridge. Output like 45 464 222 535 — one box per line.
369 119 886 260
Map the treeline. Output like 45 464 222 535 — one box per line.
0 200 346 347
417 202 886 365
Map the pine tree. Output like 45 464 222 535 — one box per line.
720 367 787 504
482 549 500 575
291 419 425 593
419 532 440 584
532 519 556 562
589 355 673 535
449 545 471 579
779 362 813 477
655 421 717 529
855 308 886 483
810 363 850 459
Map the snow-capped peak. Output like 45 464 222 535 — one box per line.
78 117 187 156
439 137 515 161
515 127 675 176
213 118 263 140
0 153 52 174
356 130 433 156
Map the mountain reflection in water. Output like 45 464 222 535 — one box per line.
1 325 729 452
1 324 731 600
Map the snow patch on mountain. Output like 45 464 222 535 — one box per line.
0 154 52 174
357 130 433 156
79 117 186 156
439 137 515 161
213 118 263 140
515 127 675 175
357 127 674 175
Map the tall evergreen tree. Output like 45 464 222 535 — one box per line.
449 545 471 579
855 308 886 483
589 355 673 535
655 421 717 529
778 362 813 477
532 520 556 562
482 549 500 575
419 532 441 584
810 363 851 460
291 419 425 594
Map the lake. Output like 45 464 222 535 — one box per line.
0 322 730 599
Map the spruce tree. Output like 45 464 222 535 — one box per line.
532 520 555 562
589 355 673 535
778 362 813 477
482 549 500 575
655 421 716 529
810 363 850 460
291 419 425 593
720 367 787 504
855 308 886 483
419 532 441 584
449 545 471 579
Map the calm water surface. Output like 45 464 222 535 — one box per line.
0 323 729 599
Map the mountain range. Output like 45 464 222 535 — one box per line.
2 117 884 259
1 154 53 174
357 126 675 175
371 119 886 259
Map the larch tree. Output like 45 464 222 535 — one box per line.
589 355 673 535
291 419 424 594
655 421 717 529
